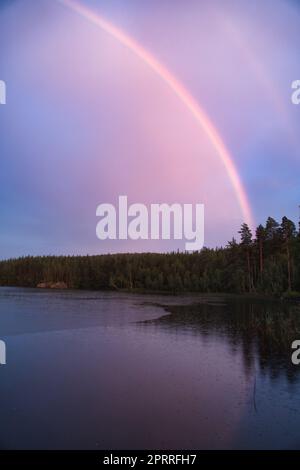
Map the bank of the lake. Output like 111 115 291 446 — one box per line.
0 221 300 297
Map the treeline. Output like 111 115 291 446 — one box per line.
0 216 299 295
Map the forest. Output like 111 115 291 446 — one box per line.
0 216 299 296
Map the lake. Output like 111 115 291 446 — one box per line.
0 287 300 449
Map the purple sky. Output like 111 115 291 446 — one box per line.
0 0 299 258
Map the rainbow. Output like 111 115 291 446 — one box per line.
57 0 254 229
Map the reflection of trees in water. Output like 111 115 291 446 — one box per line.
143 298 300 383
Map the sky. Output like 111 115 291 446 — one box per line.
0 0 299 258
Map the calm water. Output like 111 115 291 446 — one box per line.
0 287 300 450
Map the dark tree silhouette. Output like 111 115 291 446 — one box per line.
0 215 299 296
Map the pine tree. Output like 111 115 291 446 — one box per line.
239 223 253 292
256 224 266 275
280 217 296 292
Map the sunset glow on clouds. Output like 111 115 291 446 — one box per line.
0 0 299 257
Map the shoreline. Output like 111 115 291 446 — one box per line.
0 283 295 303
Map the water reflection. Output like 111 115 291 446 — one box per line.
142 297 300 383
1 289 300 449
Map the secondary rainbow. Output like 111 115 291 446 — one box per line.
57 0 254 229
